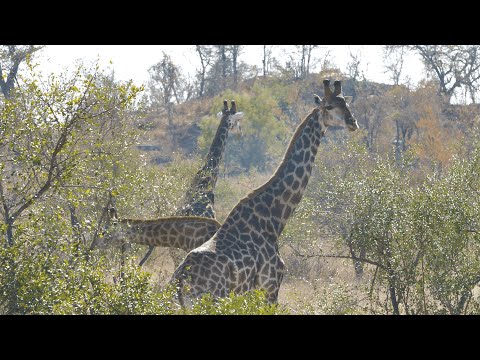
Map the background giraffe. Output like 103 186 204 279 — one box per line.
175 99 242 219
171 80 359 305
125 100 243 265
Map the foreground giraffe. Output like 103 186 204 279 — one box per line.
170 80 359 305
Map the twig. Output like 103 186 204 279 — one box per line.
287 243 386 270
88 191 114 253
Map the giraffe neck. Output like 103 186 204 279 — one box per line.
177 115 231 218
109 216 221 251
219 108 324 243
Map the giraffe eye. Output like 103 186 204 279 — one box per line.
325 105 334 110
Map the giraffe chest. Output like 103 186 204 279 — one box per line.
218 235 279 282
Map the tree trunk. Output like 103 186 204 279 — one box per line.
0 45 41 99
307 47 311 76
6 222 13 247
120 242 127 283
196 45 212 98
300 46 306 79
199 68 205 97
355 246 366 279
68 203 85 245
385 244 400 315
5 258 20 314
347 233 364 279
232 45 239 89
1 180 14 245
221 46 227 90
389 283 399 315
395 119 402 163
263 45 267 77
0 60 19 99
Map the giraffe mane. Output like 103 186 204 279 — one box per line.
118 216 222 226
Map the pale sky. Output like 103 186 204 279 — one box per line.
36 45 426 88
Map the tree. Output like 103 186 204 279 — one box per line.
230 45 242 89
0 59 142 313
197 86 290 174
194 45 256 98
310 146 420 314
262 45 274 77
412 155 480 314
203 45 234 96
219 45 228 90
352 91 387 151
148 52 186 106
281 45 319 80
383 46 407 86
64 70 144 246
405 45 480 103
305 133 480 314
0 45 43 98
346 49 366 100
383 85 416 163
148 52 188 144
195 45 214 98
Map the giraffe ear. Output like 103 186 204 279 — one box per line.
344 96 353 105
230 112 244 122
313 94 322 106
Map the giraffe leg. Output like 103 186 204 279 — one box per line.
269 257 285 304
256 256 285 304
138 245 154 266
170 263 188 308
266 287 281 304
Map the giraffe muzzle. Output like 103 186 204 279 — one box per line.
346 117 359 131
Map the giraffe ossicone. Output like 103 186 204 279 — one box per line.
170 79 359 306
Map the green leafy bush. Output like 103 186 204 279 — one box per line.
186 290 289 315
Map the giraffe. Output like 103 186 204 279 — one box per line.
170 79 359 306
117 99 243 266
175 99 243 219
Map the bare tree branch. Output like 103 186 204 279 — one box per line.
287 243 386 270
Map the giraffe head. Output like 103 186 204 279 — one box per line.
98 206 122 247
217 99 244 137
314 79 359 132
